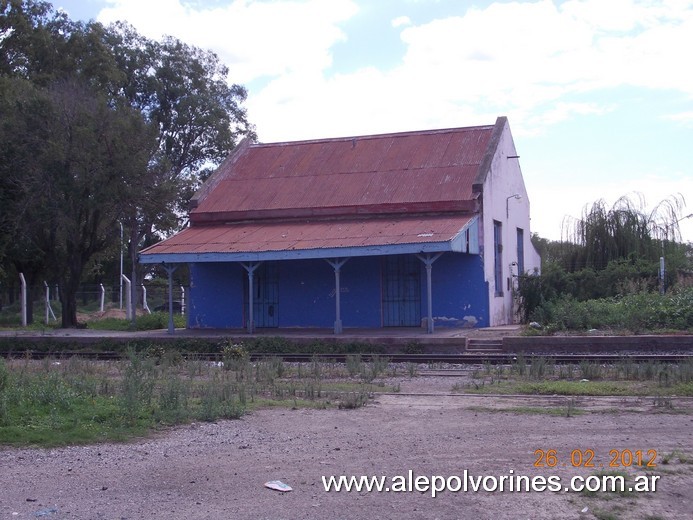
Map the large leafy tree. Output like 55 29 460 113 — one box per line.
1 76 157 326
101 22 255 320
100 22 256 320
0 1 255 325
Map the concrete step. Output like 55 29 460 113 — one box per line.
466 338 503 352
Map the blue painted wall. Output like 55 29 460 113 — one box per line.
188 262 244 328
188 252 488 329
430 253 489 328
278 257 382 328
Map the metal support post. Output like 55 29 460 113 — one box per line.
163 264 178 334
241 262 261 334
416 253 444 334
325 258 349 334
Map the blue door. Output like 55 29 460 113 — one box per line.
244 263 278 328
382 255 421 327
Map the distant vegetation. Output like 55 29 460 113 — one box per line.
518 194 692 333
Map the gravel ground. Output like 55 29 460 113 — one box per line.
1 376 692 520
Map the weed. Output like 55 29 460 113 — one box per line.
402 341 424 354
653 395 674 410
345 354 362 377
579 361 602 380
338 390 370 409
511 353 527 376
564 396 580 417
529 356 549 379
661 449 689 465
592 508 623 520
120 351 157 424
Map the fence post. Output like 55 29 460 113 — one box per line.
43 282 55 325
100 283 105 312
121 275 132 320
141 285 151 314
19 273 27 327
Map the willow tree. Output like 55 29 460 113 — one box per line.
562 194 688 271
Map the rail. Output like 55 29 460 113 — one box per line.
0 351 690 364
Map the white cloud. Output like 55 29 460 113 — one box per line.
94 0 693 241
391 15 411 28
98 0 358 84
96 0 693 139
664 110 693 126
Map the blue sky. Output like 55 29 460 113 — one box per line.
54 0 693 241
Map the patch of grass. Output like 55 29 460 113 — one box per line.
592 507 624 520
0 387 150 447
463 379 692 397
86 312 186 331
0 352 392 447
338 390 370 409
466 405 586 416
661 449 690 465
579 469 634 499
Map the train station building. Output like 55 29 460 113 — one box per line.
140 116 540 333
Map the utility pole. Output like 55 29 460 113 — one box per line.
660 213 692 295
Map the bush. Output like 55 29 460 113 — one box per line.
534 287 693 332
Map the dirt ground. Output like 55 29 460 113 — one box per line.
1 375 691 520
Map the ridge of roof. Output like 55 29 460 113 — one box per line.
252 123 497 148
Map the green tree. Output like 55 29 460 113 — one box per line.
3 78 157 326
101 22 255 320
0 2 255 325
520 194 691 324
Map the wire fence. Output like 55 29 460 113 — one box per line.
0 283 187 327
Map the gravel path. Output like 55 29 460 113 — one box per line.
1 378 691 520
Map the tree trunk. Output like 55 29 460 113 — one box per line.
60 260 83 328
129 224 138 326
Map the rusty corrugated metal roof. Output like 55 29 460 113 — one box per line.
142 121 502 260
141 214 475 257
191 124 495 223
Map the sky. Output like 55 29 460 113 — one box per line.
53 0 693 242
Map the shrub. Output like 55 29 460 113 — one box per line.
535 287 693 332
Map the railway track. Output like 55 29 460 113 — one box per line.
0 350 690 364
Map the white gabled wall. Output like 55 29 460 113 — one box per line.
480 120 541 326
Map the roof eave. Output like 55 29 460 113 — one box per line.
140 216 478 264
